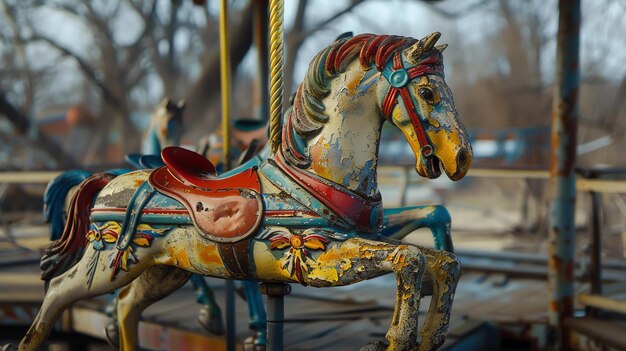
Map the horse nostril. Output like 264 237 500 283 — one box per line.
457 149 470 170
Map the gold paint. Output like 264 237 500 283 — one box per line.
339 259 353 274
290 235 304 248
345 70 365 93
177 249 192 268
252 241 291 280
198 244 222 265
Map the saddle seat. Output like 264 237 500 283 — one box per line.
149 147 262 243
161 146 218 187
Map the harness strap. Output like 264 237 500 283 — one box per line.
110 181 156 279
381 52 442 158
262 152 383 233
115 181 156 252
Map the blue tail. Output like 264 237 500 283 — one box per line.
44 170 92 241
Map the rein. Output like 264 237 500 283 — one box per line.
381 52 443 158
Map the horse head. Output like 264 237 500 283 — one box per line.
378 32 472 181
152 98 185 149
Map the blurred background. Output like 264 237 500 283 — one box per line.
1 0 625 350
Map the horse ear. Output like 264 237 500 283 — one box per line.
436 44 448 53
422 32 441 51
335 31 353 41
404 32 442 64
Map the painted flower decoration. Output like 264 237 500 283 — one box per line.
85 221 170 287
269 229 329 284
87 222 121 250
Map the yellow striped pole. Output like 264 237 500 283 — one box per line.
268 0 284 155
219 0 231 170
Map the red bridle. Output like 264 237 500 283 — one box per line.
381 52 443 158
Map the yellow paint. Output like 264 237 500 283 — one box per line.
252 241 290 280
339 259 353 274
168 246 192 269
177 249 192 268
346 70 365 93
197 244 222 265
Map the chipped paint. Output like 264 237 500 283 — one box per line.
15 33 470 351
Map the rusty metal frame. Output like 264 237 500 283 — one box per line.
547 0 581 349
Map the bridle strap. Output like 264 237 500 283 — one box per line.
381 52 442 157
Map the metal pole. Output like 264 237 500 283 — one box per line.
268 0 284 154
260 282 291 351
254 0 270 124
219 0 231 170
589 191 602 295
225 280 236 351
547 0 580 350
219 3 235 350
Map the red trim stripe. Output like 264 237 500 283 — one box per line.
91 208 190 215
264 210 320 217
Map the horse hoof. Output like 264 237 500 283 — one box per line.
104 321 120 348
198 306 225 335
1 344 18 351
243 336 266 351
359 340 388 351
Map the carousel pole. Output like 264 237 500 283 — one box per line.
268 0 284 155
219 2 236 351
254 0 270 124
264 1 290 351
220 0 232 170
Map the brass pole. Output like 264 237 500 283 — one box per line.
219 0 231 170
268 0 284 155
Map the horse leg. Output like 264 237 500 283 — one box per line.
418 247 461 351
13 249 151 351
242 281 266 349
116 265 192 351
272 237 426 351
190 274 225 335
383 205 453 251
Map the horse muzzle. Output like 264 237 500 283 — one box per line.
415 146 472 181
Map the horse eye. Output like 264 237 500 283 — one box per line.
419 88 434 101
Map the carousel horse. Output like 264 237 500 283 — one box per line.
9 32 472 351
43 98 226 337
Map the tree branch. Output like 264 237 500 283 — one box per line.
0 91 77 168
301 0 366 39
29 34 128 117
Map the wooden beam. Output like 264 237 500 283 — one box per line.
0 171 61 184
578 293 626 315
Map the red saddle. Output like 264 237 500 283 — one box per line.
149 147 263 243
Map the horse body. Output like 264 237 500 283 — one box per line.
12 33 472 351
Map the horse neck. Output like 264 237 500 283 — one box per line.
306 69 383 199
142 125 162 155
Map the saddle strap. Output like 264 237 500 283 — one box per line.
217 240 253 280
115 181 157 252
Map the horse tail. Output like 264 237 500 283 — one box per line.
41 172 117 281
44 170 93 241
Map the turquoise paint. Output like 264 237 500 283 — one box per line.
262 217 330 227
381 205 452 252
90 213 192 225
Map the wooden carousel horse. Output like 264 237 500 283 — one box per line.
9 32 472 351
43 98 226 338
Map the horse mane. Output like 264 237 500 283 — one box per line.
284 34 427 167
